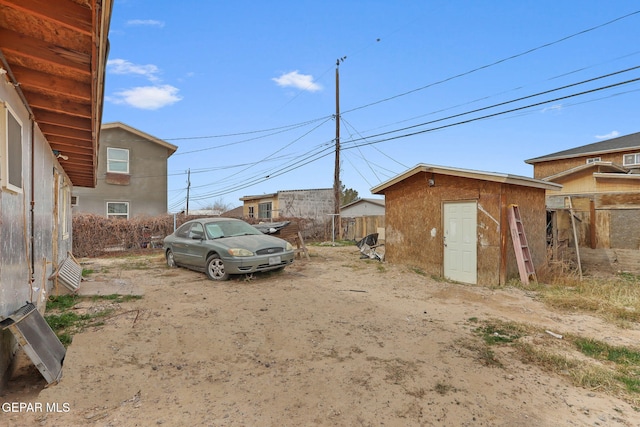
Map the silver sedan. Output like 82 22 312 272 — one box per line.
164 218 295 280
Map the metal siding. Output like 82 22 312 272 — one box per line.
0 86 72 386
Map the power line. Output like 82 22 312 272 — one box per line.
342 10 640 115
184 77 640 200
340 66 640 145
342 77 640 152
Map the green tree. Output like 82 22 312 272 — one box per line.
341 185 359 206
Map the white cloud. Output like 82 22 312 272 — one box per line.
107 59 160 82
595 131 619 140
126 19 165 28
272 71 322 92
108 85 182 110
541 104 562 113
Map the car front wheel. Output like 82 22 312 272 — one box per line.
206 254 229 281
166 249 176 268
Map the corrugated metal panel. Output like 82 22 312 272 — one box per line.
49 254 82 292
0 302 66 384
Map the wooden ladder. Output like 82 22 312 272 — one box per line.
507 204 536 284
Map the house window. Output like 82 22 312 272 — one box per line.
107 147 129 174
623 153 640 166
248 206 254 218
61 184 70 239
586 157 601 164
258 202 272 219
1 102 23 193
107 202 129 219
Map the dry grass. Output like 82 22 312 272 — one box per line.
472 318 640 406
517 268 640 325
491 269 640 404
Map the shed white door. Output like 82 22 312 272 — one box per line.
443 201 477 284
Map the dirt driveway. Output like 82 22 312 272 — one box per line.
2 245 640 426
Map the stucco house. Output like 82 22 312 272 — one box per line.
72 122 177 218
340 198 385 217
240 188 334 221
0 1 112 386
525 132 640 272
371 164 561 286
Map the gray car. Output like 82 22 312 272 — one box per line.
163 218 295 281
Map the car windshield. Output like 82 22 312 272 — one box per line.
205 221 262 239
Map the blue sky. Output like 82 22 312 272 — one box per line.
102 1 640 212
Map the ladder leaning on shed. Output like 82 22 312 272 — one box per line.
507 204 537 284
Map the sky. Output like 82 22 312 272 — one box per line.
101 1 640 212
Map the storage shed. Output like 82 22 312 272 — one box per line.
371 164 562 285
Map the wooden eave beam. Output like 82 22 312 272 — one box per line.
38 123 92 142
26 92 91 119
0 29 91 75
10 65 91 101
46 134 94 151
0 0 92 35
34 110 92 131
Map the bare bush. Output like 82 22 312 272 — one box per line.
72 213 335 258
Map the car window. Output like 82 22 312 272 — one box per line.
206 224 224 239
204 220 261 238
189 223 204 239
175 223 191 238
223 222 258 237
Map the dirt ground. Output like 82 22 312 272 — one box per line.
2 244 640 426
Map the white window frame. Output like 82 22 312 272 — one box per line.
107 147 130 174
586 157 601 164
106 201 130 219
623 153 640 167
0 102 24 193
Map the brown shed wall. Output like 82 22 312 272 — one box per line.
382 171 548 285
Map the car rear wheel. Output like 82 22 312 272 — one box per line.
206 254 229 281
166 249 176 268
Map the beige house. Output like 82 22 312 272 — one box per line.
526 132 640 272
240 188 334 221
72 122 177 218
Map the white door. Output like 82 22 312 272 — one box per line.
443 201 477 284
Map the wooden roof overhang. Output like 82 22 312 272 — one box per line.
0 0 113 188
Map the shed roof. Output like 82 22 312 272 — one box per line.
341 197 385 210
371 164 562 195
0 0 113 188
525 132 640 164
102 122 178 156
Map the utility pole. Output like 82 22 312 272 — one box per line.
186 168 191 215
334 57 345 240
